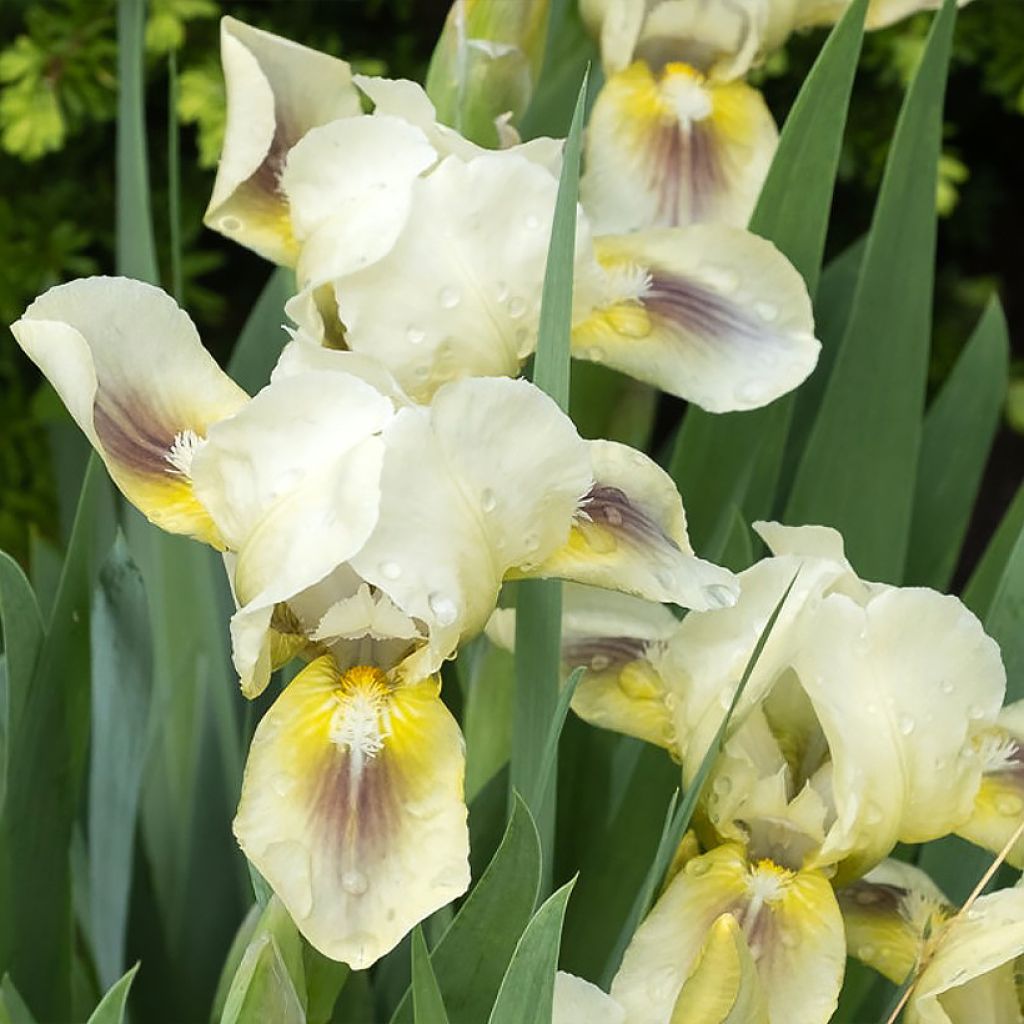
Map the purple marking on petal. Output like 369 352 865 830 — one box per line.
93 388 180 478
643 270 762 342
581 484 679 553
646 119 723 226
563 634 652 670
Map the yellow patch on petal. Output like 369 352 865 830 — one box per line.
956 728 1024 869
234 656 469 968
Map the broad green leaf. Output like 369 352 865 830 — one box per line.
715 506 755 574
963 479 1024 618
0 457 108 1020
488 880 575 1024
390 795 542 1024
530 667 584 814
602 574 799 985
219 937 304 1024
905 298 1009 590
85 965 139 1024
411 928 449 1024
513 68 587 883
302 942 349 1024
89 534 154 991
787 0 958 581
211 905 261 1024
464 642 515 803
0 976 35 1024
227 267 294 394
668 0 867 547
116 0 158 284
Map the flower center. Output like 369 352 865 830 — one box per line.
328 666 393 772
166 428 205 477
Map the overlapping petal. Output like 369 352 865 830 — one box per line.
572 226 820 412
206 17 362 263
553 973 625 1024
233 656 469 968
611 844 844 1024
519 439 739 610
580 61 777 233
10 277 249 547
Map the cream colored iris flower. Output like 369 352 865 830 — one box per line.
11 274 739 969
493 522 1008 1023
207 17 821 414
839 859 1024 1024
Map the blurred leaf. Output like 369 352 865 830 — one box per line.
85 965 139 1024
227 267 294 394
211 905 261 1024
219 936 304 1024
145 0 217 56
981 511 1024 704
669 0 867 549
787 0 957 581
0 456 108 1020
716 507 756 573
963 480 1024 618
390 795 542 1024
89 533 154 991
487 880 574 1024
411 927 449 1024
513 67 587 882
302 941 349 1024
530 667 584 815
177 59 225 169
905 297 1009 589
0 976 35 1024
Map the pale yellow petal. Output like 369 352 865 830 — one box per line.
233 657 470 969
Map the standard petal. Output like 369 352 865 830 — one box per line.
795 588 1005 880
233 656 470 968
282 115 438 286
955 700 1024 869
11 277 249 547
909 886 1024 1024
520 439 738 611
581 62 777 234
669 914 770 1024
838 859 953 986
328 151 567 400
349 377 592 673
611 844 844 1024
571 226 819 412
205 17 362 264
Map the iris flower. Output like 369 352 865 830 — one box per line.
492 522 1008 1022
206 18 821 414
11 275 737 968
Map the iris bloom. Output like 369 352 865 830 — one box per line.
494 522 1008 1022
12 275 738 968
206 18 821 413
839 859 1024 1024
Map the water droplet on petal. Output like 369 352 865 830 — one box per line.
342 870 369 896
428 592 459 626
586 345 605 362
590 654 611 672
507 296 526 318
996 794 1023 816
898 715 915 736
701 265 739 294
857 944 877 962
940 679 955 695
703 583 737 609
220 215 242 233
406 326 426 345
968 704 987 721
481 488 497 513
755 301 779 323
524 214 541 230
685 858 711 877
604 506 623 527
439 286 461 309
271 773 295 796
380 561 402 580
712 775 732 795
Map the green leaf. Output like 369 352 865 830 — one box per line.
981 513 1024 704
85 965 139 1024
0 456 108 1021
602 573 799 984
668 0 867 548
227 267 294 394
963 480 1024 618
411 928 449 1024
88 533 154 991
301 941 349 1024
513 66 588 884
116 0 158 283
904 298 1009 590
529 667 584 814
786 0 958 582
390 795 542 1024
219 936 304 1024
0 976 35 1024
487 880 574 1024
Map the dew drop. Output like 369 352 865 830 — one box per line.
703 583 737 609
590 654 611 672
604 506 624 527
857 944 877 962
712 775 732 795
507 296 527 318
220 215 242 233
754 301 779 323
271 773 295 796
439 286 461 309
863 803 884 826
940 679 955 695
996 794 1023 816
702 265 739 294
342 870 369 895
524 213 541 230
429 592 459 626
414 364 431 381
968 703 987 721
481 488 497 513
586 345 605 362
406 326 426 345
524 531 541 552
898 715 916 736
380 560 402 580
685 858 711 877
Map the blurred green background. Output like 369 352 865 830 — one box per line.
1 0 1021 572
